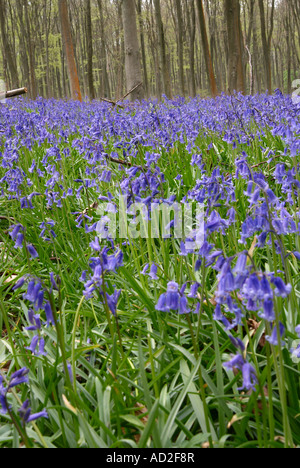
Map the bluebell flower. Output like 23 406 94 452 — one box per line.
259 299 275 322
18 400 48 425
66 362 74 384
266 322 285 346
240 362 258 391
156 281 190 313
0 377 9 414
149 263 158 280
141 262 158 280
188 282 200 298
9 224 24 241
25 311 42 331
224 354 258 391
12 277 26 291
290 325 300 359
271 276 292 297
27 244 39 259
105 289 121 316
50 273 59 291
156 281 180 312
8 368 29 389
229 334 245 352
233 252 248 275
178 295 190 314
26 335 40 354
14 232 24 249
44 301 55 327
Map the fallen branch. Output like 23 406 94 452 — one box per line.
117 82 143 103
100 82 143 109
99 97 124 109
105 153 142 170
0 87 27 100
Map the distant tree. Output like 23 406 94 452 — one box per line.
174 0 185 96
137 0 149 98
186 0 196 97
153 0 172 99
0 0 19 88
225 0 245 94
86 0 95 100
195 0 218 97
121 0 144 101
23 0 37 99
58 0 82 101
96 0 110 98
258 0 275 92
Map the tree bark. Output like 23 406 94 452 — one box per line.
137 0 149 98
58 0 82 101
121 0 144 101
86 0 95 100
23 0 37 99
175 0 185 96
153 0 172 99
225 0 245 94
195 0 218 97
258 0 275 92
0 0 19 89
187 0 196 97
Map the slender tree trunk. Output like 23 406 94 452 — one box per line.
121 0 144 101
137 0 149 98
195 0 218 97
187 0 196 97
96 0 110 98
153 0 172 98
58 0 82 101
86 0 95 100
225 0 245 94
258 0 275 92
24 0 37 99
0 0 19 88
44 0 52 98
175 0 185 96
16 0 29 90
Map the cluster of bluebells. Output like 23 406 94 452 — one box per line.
224 336 258 392
9 224 39 259
80 239 123 315
155 281 200 315
13 274 58 356
2 91 300 399
0 367 48 425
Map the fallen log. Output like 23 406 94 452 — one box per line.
0 87 28 100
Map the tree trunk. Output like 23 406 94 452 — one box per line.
16 0 29 90
175 0 185 96
58 0 82 101
23 0 37 99
137 0 149 98
0 0 19 89
225 0 245 94
258 0 275 92
153 0 172 99
187 0 196 97
86 0 95 100
195 0 218 97
96 0 110 98
121 0 144 101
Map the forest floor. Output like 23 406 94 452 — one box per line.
0 91 300 448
